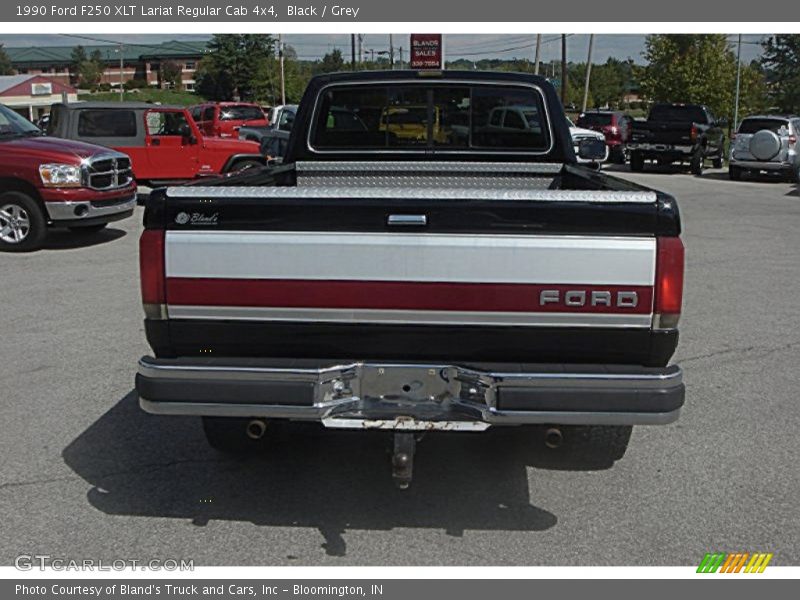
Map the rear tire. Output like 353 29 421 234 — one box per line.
68 223 107 234
629 151 644 172
784 166 800 183
690 149 704 176
202 417 270 454
0 191 47 252
610 146 626 164
555 425 633 466
712 148 724 169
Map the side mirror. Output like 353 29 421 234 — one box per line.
578 138 607 161
279 117 294 132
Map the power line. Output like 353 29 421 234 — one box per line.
455 34 570 57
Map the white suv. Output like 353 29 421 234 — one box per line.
729 115 800 182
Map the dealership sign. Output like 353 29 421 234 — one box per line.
410 34 443 69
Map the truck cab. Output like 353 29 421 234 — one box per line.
190 102 269 138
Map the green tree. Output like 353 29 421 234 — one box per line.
69 45 87 85
738 60 771 119
640 34 754 121
761 35 800 113
318 49 345 74
196 34 276 101
69 46 104 89
252 49 313 105
0 44 14 75
161 59 182 90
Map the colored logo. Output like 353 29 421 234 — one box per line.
697 552 773 573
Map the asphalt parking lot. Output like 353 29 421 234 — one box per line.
1 167 798 566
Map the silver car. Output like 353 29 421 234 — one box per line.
729 115 800 182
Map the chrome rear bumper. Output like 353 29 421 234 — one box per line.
137 357 684 429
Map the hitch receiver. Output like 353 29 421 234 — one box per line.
391 433 416 489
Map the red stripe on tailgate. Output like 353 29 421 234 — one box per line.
166 278 653 314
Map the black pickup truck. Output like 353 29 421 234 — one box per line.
135 71 686 488
629 103 726 175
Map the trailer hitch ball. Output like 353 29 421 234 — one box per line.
391 433 417 490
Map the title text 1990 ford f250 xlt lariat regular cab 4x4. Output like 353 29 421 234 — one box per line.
135 71 686 488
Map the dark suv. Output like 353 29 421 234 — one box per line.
576 110 633 164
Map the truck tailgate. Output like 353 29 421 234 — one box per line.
143 162 680 367
632 122 693 146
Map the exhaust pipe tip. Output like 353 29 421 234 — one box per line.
544 427 563 449
245 419 267 440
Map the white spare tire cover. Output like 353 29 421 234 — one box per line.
749 129 782 161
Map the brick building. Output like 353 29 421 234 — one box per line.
5 40 208 92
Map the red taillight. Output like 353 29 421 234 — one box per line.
690 124 698 143
140 229 166 317
789 135 797 145
654 236 685 330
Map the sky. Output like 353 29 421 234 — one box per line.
0 33 768 65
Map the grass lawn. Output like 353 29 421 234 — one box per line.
77 89 204 106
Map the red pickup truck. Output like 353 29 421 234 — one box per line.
0 103 136 252
190 102 269 138
47 102 265 186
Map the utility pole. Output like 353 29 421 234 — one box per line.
734 33 742 132
351 34 356 69
399 46 404 69
118 44 124 101
560 34 567 105
278 34 285 106
389 34 394 69
534 34 542 75
358 34 363 64
582 34 594 113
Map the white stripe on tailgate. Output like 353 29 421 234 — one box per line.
166 231 656 286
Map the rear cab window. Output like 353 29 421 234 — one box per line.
310 82 551 153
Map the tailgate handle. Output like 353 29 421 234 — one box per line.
387 214 427 227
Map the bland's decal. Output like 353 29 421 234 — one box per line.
175 212 219 226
